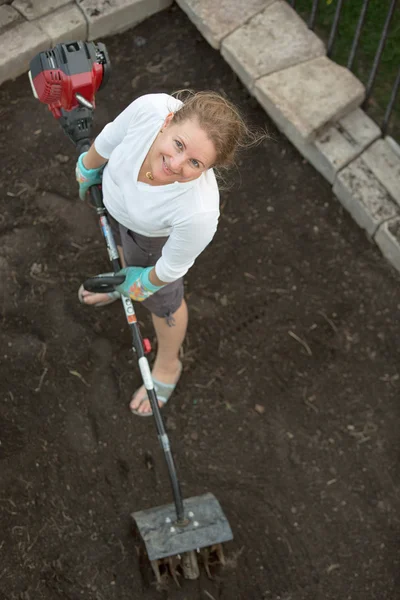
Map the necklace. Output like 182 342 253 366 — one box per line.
145 171 154 181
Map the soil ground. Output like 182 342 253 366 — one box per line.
1 6 400 600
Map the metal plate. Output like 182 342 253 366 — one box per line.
132 493 233 561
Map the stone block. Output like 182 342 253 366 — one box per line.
255 56 365 142
175 0 274 49
0 5 22 33
339 108 381 148
298 108 381 183
37 4 87 46
361 138 400 207
333 156 399 237
374 217 400 275
78 0 172 41
0 21 51 86
11 0 71 20
221 1 325 91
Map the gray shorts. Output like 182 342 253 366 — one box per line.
108 215 184 320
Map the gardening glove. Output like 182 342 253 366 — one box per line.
115 266 166 302
75 152 104 200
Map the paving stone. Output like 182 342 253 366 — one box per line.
297 108 381 184
78 0 172 41
333 156 399 237
37 4 86 46
175 0 274 49
338 108 381 148
11 0 71 20
361 138 400 207
0 4 22 33
375 217 400 275
0 20 51 86
255 56 365 142
221 0 325 91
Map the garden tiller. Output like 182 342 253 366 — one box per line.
28 41 232 584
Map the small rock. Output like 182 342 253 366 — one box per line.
254 404 265 415
190 431 199 441
56 154 69 164
144 451 154 470
133 36 147 47
165 416 177 430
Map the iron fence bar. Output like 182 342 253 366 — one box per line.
382 65 400 135
364 0 397 103
327 0 344 57
347 0 370 70
308 0 320 30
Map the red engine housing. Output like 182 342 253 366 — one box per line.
32 65 103 118
29 42 109 118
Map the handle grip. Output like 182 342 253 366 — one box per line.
83 274 125 293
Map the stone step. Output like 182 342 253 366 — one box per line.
255 56 365 143
11 0 71 20
221 0 325 92
296 108 381 184
0 20 50 86
362 138 400 208
37 4 87 47
175 0 273 49
333 156 399 238
0 4 23 34
79 0 172 41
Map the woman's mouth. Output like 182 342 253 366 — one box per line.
162 157 175 176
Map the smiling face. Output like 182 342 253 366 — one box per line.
146 113 217 184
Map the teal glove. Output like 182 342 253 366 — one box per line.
75 152 104 200
115 266 165 302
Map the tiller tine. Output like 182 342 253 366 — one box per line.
132 492 232 584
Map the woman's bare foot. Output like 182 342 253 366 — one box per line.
78 287 120 307
130 360 182 415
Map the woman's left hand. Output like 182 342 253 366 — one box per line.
115 266 165 301
75 152 105 200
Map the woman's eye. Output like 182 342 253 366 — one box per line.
175 140 183 150
191 159 200 168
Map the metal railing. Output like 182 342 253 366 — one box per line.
288 0 399 137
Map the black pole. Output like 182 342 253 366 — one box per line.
364 0 397 104
381 65 400 136
77 138 186 522
308 0 320 30
327 0 344 57
347 0 370 71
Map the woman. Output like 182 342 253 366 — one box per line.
76 91 260 416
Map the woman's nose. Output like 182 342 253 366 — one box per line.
171 155 185 171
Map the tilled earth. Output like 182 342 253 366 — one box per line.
1 5 400 600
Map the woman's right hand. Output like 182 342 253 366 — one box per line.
75 152 104 200
115 267 165 302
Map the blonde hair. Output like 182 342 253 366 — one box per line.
171 90 267 169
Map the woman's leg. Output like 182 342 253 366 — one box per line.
130 298 188 414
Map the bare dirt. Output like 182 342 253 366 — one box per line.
1 5 400 600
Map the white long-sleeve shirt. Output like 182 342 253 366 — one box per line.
94 93 220 283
